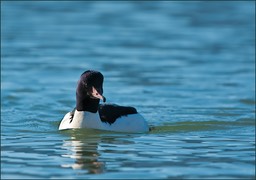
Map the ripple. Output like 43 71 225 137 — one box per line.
239 98 256 105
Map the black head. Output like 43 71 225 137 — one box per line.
76 70 106 112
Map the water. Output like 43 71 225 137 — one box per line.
1 1 255 179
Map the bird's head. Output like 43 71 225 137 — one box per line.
78 70 106 102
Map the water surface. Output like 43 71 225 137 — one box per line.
1 1 255 179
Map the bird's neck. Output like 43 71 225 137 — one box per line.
76 95 99 113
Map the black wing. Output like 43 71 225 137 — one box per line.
98 104 137 124
69 107 76 123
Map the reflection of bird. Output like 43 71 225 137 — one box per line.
59 70 149 132
61 130 105 174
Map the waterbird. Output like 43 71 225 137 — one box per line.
59 70 149 133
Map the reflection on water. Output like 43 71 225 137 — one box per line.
61 130 105 174
59 118 255 178
57 127 255 179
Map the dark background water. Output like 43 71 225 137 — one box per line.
1 1 255 179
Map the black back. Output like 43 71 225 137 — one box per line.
98 104 138 124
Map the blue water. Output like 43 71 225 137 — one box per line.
1 1 255 179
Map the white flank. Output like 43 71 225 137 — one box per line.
59 110 149 133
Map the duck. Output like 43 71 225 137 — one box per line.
59 70 149 133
